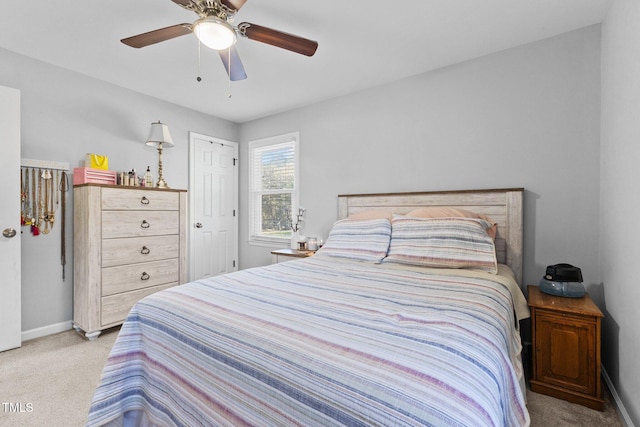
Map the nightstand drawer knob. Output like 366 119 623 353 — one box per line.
140 196 150 205
141 246 150 255
141 220 150 229
140 272 150 281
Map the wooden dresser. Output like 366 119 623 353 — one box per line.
528 285 604 410
73 184 187 339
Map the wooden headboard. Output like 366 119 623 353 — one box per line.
337 188 524 286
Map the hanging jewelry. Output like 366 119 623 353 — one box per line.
31 168 39 235
54 170 59 216
20 168 26 225
24 168 32 226
36 168 45 234
60 171 69 280
48 170 56 228
41 169 52 234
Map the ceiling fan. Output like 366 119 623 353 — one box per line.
121 0 318 81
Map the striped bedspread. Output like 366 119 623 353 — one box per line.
86 256 530 427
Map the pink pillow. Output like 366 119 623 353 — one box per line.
347 210 393 221
406 207 497 240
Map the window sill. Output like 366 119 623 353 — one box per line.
248 236 290 248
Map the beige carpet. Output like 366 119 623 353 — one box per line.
0 328 118 427
0 329 625 427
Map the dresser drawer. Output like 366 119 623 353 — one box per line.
101 283 175 326
101 187 179 211
102 211 179 238
102 235 180 267
102 258 180 296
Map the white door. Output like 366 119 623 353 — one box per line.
189 132 238 280
0 86 22 352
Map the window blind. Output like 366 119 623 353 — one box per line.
249 134 298 242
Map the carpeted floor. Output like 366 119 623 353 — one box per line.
0 328 118 427
0 328 626 427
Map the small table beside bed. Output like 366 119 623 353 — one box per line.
86 188 530 427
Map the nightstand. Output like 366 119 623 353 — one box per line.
528 285 604 411
270 248 314 264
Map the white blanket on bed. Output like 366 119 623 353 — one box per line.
87 256 530 427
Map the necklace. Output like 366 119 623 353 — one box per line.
47 170 55 228
41 169 51 234
31 168 39 235
24 168 31 225
37 169 44 233
20 169 25 225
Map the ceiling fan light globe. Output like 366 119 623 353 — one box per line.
193 17 237 50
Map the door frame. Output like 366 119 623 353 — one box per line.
188 131 239 281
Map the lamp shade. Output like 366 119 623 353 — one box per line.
145 121 174 148
193 17 237 50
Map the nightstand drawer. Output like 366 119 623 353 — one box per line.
102 211 180 238
102 258 179 296
101 187 179 211
102 235 180 267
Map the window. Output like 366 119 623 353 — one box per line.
248 132 299 245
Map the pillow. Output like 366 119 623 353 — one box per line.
406 207 497 240
347 210 393 221
384 216 498 273
316 218 391 263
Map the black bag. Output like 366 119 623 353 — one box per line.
544 263 583 283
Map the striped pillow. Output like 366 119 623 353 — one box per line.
384 216 498 273
316 218 391 263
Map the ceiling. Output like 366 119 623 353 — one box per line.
0 0 611 123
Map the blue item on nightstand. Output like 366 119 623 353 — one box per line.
538 263 585 298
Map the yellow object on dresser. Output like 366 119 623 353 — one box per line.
528 285 604 411
73 184 187 340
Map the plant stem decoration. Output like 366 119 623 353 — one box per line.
286 207 306 233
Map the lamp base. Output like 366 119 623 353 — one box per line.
156 178 170 189
155 144 169 188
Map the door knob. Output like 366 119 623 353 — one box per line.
195 222 203 228
2 228 17 238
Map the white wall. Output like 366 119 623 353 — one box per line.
600 0 640 424
0 47 239 334
239 25 602 304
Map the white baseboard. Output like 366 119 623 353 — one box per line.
21 321 72 342
602 365 636 427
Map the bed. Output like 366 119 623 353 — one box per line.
86 188 530 427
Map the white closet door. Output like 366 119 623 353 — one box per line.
0 86 21 352
189 132 239 280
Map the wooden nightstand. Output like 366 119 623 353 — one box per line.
528 285 604 411
270 248 314 264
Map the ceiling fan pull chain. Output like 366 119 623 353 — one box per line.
196 39 203 82
227 48 232 98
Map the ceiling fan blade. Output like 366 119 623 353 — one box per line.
218 46 247 81
221 0 247 11
239 23 318 57
121 24 192 48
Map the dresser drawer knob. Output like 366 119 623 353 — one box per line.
141 246 150 255
141 196 150 205
141 220 150 229
141 272 150 281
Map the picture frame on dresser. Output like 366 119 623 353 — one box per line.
72 184 187 340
